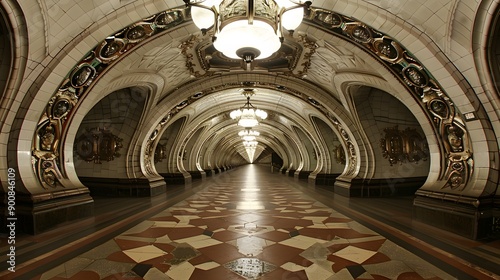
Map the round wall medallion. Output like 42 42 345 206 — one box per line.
351 25 372 43
126 25 147 41
52 99 72 118
402 65 428 88
315 11 342 27
99 40 125 61
70 64 96 88
156 11 182 28
429 99 449 118
373 39 400 61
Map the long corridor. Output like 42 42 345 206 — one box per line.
2 164 500 280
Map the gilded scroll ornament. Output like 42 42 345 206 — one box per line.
380 126 429 166
155 143 167 163
74 128 123 164
334 144 346 165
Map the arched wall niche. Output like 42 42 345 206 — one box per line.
155 116 187 185
74 87 149 177
74 87 149 196
351 86 430 196
311 116 345 174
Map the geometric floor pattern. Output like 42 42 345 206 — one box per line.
36 166 452 280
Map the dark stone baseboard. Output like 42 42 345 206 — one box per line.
297 171 311 180
159 173 190 185
413 195 495 240
1 188 94 235
79 176 166 197
315 173 340 186
188 171 205 180
334 176 426 197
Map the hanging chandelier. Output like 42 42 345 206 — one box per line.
185 0 311 63
238 129 260 137
243 140 258 147
239 129 260 141
230 89 267 128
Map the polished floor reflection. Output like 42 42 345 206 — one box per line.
2 164 499 279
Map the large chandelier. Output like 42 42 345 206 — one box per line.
230 89 267 128
185 0 311 63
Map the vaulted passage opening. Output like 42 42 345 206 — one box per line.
351 86 430 196
74 87 149 196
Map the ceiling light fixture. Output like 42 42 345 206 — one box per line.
185 0 311 65
243 140 258 147
238 129 260 137
242 135 257 141
230 89 267 128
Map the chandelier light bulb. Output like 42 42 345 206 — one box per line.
190 0 222 30
243 140 258 147
281 6 304 31
238 116 259 128
242 135 256 141
238 130 260 137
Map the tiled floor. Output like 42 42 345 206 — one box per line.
2 164 500 279
33 166 472 279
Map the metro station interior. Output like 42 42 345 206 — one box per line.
0 0 499 279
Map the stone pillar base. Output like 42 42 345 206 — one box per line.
296 171 311 180
313 173 340 186
188 171 206 180
79 176 166 197
1 188 94 235
413 193 495 239
334 176 426 197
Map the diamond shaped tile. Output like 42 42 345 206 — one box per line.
123 245 168 263
333 245 377 264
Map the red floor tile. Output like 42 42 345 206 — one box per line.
197 243 246 264
190 266 244 280
258 243 303 266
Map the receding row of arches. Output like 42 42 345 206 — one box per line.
70 82 429 200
